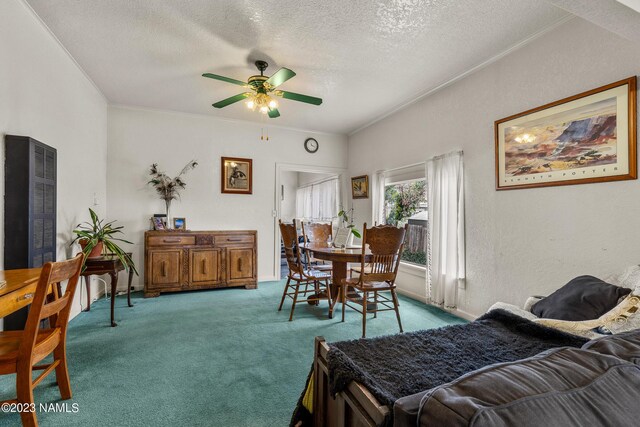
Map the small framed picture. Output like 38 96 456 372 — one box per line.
173 217 186 230
221 157 253 194
152 217 165 230
332 227 350 248
351 175 369 199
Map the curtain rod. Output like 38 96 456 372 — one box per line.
297 175 340 189
376 161 425 175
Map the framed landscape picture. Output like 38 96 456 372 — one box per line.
351 175 369 199
221 157 252 194
495 77 637 190
173 217 186 230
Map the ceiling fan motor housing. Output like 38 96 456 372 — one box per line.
248 75 268 92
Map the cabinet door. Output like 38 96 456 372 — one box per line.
227 248 254 281
149 250 181 288
190 249 222 284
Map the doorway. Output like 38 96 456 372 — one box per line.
274 163 348 280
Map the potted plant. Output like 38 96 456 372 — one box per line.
338 207 361 238
70 208 138 274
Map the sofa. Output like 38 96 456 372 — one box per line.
393 328 640 426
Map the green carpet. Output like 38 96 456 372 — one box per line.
0 281 465 426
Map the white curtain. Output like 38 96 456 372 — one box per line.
295 186 313 219
372 171 386 225
295 178 339 221
426 151 465 309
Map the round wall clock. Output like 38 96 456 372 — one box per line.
304 138 319 153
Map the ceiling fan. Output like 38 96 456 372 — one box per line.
202 60 322 118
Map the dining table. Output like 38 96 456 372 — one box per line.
301 243 372 317
0 267 43 321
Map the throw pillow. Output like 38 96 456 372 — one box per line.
532 275 632 321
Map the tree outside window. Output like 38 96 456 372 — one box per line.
384 180 427 266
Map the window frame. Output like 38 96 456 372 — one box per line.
383 176 428 270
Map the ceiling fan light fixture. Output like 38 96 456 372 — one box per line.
203 60 322 118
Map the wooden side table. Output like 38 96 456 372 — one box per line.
81 254 134 327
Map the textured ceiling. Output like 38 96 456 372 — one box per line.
25 0 568 134
550 0 640 42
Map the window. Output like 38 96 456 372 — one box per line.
295 177 339 221
384 178 427 266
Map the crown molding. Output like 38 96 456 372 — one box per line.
108 103 347 138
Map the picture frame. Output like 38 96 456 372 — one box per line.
332 227 350 248
173 217 186 230
495 76 637 190
351 175 369 199
152 216 165 231
221 157 253 194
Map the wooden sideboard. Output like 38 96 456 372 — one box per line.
144 230 257 298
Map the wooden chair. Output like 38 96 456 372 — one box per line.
278 221 333 320
338 223 407 338
348 221 377 278
0 253 83 427
301 221 333 272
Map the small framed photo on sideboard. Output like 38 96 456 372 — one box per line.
152 217 165 230
173 217 186 230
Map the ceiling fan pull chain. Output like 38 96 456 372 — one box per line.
260 127 270 141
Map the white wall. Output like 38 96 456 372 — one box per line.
298 171 335 187
348 17 640 318
280 171 298 222
0 0 108 321
107 106 348 284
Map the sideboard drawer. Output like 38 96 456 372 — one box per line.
148 235 196 247
216 234 255 245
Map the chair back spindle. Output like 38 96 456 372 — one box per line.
279 220 304 277
359 223 407 284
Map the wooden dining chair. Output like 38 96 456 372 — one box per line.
278 220 333 320
301 221 333 272
338 223 407 338
348 221 377 279
0 253 83 427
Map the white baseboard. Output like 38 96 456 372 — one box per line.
445 307 477 321
396 287 428 303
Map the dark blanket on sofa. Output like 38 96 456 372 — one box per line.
326 309 587 425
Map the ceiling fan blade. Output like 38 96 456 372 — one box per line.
277 90 322 106
202 73 247 87
265 68 296 89
212 92 251 108
268 108 280 118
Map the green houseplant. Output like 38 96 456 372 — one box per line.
338 207 361 238
70 208 138 274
